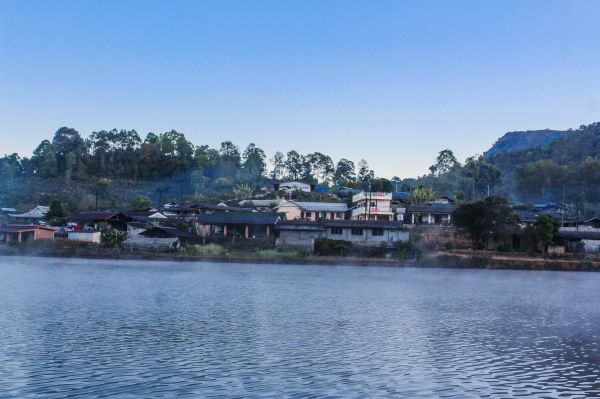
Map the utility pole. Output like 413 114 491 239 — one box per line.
368 180 372 220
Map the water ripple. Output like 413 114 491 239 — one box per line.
1 257 600 397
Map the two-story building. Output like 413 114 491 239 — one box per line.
351 192 395 221
276 220 408 250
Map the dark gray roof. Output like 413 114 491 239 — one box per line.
140 226 194 238
556 231 600 240
277 220 405 230
392 192 411 203
405 204 456 214
165 201 251 213
70 211 129 222
275 221 326 231
196 212 282 225
324 220 405 229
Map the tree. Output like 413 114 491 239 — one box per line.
357 159 375 189
410 186 436 204
523 214 560 254
307 152 335 185
219 141 241 167
333 159 355 187
52 127 84 174
130 195 153 211
463 156 501 199
430 149 459 177
270 151 286 180
31 140 58 178
453 196 517 249
231 183 254 200
242 143 267 180
371 178 393 192
91 179 110 210
284 150 307 180
516 159 569 201
44 199 67 226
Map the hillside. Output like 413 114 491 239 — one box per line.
484 129 568 158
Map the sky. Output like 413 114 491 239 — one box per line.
1 0 600 178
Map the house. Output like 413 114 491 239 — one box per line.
196 212 282 238
238 199 281 212
0 225 56 244
121 209 167 221
351 192 395 221
9 206 49 225
392 192 411 205
335 187 364 202
273 181 315 194
402 203 456 225
0 208 16 223
69 211 133 231
581 217 600 229
162 201 251 220
276 220 409 250
276 200 348 221
140 225 194 243
516 202 577 227
555 230 600 253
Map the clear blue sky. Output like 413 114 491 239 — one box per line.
1 0 599 178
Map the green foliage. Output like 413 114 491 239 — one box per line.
100 229 127 248
333 159 356 188
256 249 307 260
314 238 352 256
396 238 425 261
523 214 560 254
130 195 153 211
179 244 227 257
44 199 67 226
410 186 436 204
453 196 518 249
231 183 254 200
429 149 460 176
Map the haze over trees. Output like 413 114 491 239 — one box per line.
3 121 600 217
0 127 388 210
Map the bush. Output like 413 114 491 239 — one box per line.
179 244 227 257
314 238 352 256
256 249 307 260
101 229 127 248
396 238 426 261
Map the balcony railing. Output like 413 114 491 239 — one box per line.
352 191 393 203
351 207 393 217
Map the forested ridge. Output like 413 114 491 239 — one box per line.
2 122 600 216
0 127 389 210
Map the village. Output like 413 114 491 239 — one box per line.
1 179 600 266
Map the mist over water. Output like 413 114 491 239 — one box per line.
1 257 599 398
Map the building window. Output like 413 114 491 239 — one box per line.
331 227 343 235
305 212 312 218
351 228 363 236
372 228 384 236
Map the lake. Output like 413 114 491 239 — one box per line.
1 256 599 398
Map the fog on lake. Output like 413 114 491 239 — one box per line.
1 256 599 398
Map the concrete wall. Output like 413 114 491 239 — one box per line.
68 231 101 243
328 227 408 245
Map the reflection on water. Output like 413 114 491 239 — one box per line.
1 256 599 398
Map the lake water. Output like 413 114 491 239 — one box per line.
1 256 600 398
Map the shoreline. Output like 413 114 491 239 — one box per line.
2 246 600 272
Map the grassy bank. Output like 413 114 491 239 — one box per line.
1 241 600 271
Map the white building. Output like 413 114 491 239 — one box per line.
351 192 395 221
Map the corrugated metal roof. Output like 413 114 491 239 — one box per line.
197 212 282 225
280 201 348 212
